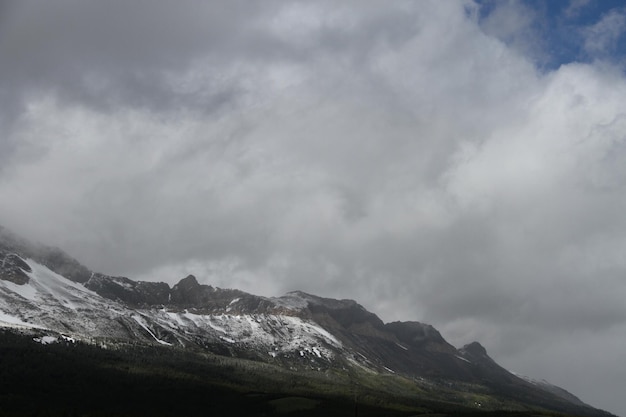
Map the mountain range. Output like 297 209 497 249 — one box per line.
0 225 614 417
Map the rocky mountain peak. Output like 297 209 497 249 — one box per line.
385 321 450 348
462 341 488 357
173 274 201 291
84 273 170 307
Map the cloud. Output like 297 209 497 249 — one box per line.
582 7 626 58
564 0 592 20
476 0 547 64
1 1 626 414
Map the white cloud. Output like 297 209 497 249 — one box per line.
583 8 626 57
564 0 592 19
477 0 547 65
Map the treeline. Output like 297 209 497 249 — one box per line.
0 330 414 416
0 329 595 417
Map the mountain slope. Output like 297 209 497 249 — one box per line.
0 226 614 417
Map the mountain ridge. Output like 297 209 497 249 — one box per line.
0 225 614 417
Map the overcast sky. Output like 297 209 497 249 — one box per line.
1 0 626 414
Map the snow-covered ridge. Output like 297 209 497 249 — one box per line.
0 258 343 362
154 309 342 359
0 258 132 338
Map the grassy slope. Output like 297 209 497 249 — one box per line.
0 329 590 417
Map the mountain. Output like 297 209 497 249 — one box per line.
0 225 614 417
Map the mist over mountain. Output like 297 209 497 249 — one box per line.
0 225 615 417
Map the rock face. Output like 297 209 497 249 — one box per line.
0 252 32 285
385 321 450 349
461 341 491 362
0 225 612 417
85 273 171 306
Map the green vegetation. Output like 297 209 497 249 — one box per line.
0 329 599 417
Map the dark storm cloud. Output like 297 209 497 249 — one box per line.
0 0 424 115
0 0 263 113
1 1 626 415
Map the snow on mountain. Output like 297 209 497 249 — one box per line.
0 257 136 339
513 372 587 407
0 226 610 416
0 256 343 364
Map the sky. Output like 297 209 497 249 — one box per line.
1 0 626 414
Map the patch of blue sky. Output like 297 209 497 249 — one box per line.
475 0 626 70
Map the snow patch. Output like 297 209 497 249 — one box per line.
113 279 134 290
347 358 375 373
281 316 342 347
34 336 58 345
132 314 172 346
1 279 37 301
456 355 471 363
0 309 45 329
512 372 552 387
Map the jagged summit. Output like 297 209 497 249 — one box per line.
177 274 200 287
462 341 488 357
385 321 449 347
